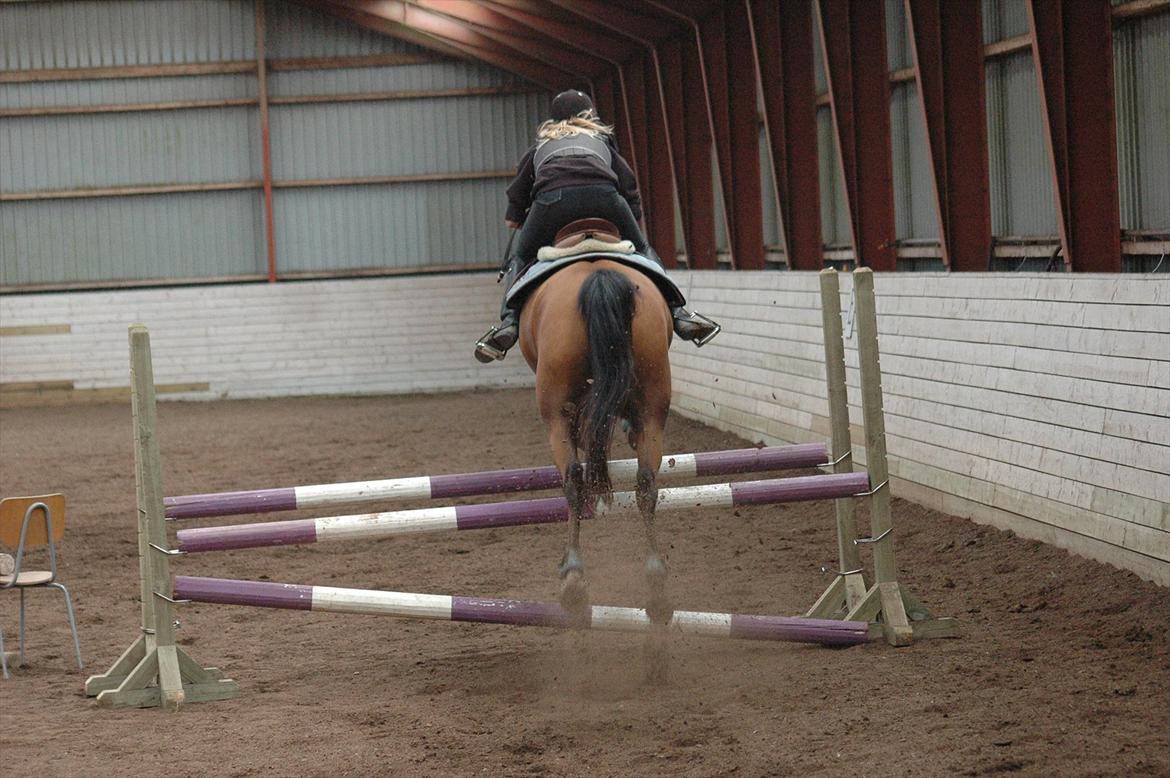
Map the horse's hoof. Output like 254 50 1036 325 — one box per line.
560 570 590 629
643 631 670 685
646 595 675 627
645 553 668 582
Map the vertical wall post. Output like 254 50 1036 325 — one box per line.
623 58 653 235
1027 0 1121 272
679 37 718 269
906 0 992 271
816 0 897 271
642 55 678 265
698 5 764 269
748 0 823 270
256 0 278 282
806 269 867 619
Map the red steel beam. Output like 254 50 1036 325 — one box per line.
906 0 992 272
643 1 722 269
816 0 897 270
413 0 607 81
593 73 617 127
641 54 677 265
622 58 653 227
256 0 278 282
643 1 766 269
1027 0 1121 272
659 38 693 265
679 35 717 269
747 0 822 270
696 8 740 267
322 0 577 90
720 3 767 269
485 0 639 63
299 1 480 64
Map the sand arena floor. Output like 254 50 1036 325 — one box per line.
1 389 1167 777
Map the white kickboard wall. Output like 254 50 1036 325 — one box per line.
2 270 1167 586
0 273 534 400
671 271 1169 587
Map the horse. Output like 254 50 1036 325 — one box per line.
516 220 676 642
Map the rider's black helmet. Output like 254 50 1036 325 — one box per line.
550 89 595 121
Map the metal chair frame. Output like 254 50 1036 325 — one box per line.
0 498 82 677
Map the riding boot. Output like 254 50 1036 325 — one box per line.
475 308 519 363
671 306 721 346
475 257 523 363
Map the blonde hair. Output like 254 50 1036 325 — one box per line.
536 110 614 142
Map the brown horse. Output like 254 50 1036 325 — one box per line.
517 228 675 634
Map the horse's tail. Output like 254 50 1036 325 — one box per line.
577 268 637 502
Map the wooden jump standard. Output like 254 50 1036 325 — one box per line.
86 268 957 711
165 443 831 519
174 576 870 646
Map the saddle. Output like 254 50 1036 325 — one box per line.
506 219 687 310
537 219 636 261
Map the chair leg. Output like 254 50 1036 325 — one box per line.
18 587 26 665
51 583 83 670
0 626 8 679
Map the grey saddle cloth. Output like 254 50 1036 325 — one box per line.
504 251 687 310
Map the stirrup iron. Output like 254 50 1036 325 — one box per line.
475 327 508 362
692 312 721 347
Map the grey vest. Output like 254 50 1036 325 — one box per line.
533 134 612 173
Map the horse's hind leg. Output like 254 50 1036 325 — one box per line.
637 464 673 628
629 413 673 627
545 402 590 628
630 409 673 684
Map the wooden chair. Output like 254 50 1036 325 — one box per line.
0 495 82 676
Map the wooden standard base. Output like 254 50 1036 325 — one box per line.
806 575 960 645
85 634 239 710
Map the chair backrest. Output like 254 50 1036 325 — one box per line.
0 494 66 548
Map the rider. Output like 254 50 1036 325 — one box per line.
474 89 720 363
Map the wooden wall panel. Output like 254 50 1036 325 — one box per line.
669 270 1169 586
0 274 533 404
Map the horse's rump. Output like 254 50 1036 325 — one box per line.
519 258 672 502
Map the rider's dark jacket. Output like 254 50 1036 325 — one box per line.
505 134 642 225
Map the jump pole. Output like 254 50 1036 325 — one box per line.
807 269 958 645
174 576 871 647
174 471 871 553
164 443 831 520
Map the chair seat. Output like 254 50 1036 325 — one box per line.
0 570 54 586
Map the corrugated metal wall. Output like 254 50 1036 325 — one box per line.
811 12 852 250
1 0 548 288
1115 11 1170 232
886 0 937 242
3 0 1167 287
0 0 255 68
983 1 1060 239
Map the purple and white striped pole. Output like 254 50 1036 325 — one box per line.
175 471 871 553
164 443 829 520
174 576 871 646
